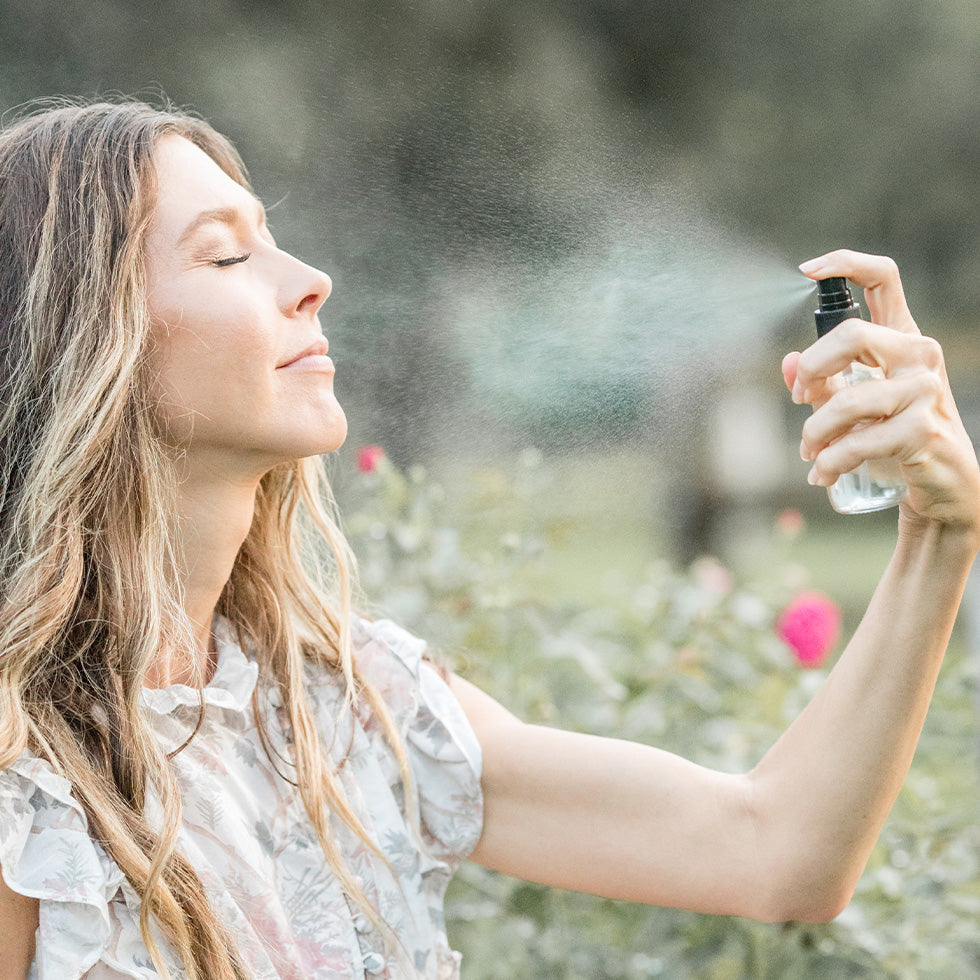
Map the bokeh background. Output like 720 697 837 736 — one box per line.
11 2 980 562
5 2 979 486
5 0 977 628
3 1 978 975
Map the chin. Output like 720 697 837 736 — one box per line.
326 408 348 449
310 408 348 457
320 429 348 456
257 402 348 466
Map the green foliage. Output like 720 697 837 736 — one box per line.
346 453 980 979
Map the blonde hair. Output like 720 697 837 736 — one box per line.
0 98 411 979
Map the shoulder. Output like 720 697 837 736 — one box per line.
0 753 124 978
350 616 472 748
349 617 485 860
351 616 429 709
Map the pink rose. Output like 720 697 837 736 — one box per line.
776 508 805 538
357 445 385 473
692 556 732 595
776 591 841 668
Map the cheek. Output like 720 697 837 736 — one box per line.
147 315 273 438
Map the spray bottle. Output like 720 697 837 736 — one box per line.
813 277 907 514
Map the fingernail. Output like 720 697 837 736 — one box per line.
799 440 811 462
791 379 803 404
807 465 819 486
799 259 823 275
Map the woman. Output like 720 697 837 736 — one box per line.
0 99 977 980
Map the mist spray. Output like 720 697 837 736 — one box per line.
813 277 907 514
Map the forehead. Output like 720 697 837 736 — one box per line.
149 134 259 242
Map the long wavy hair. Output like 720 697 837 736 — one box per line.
0 98 412 979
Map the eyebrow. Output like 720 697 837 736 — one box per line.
176 199 267 249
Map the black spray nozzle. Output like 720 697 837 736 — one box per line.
814 276 863 337
816 277 854 312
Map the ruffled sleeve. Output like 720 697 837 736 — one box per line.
0 752 125 979
352 618 484 867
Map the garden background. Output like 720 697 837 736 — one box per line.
1 1 978 975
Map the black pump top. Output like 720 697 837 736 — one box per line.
816 277 855 312
814 276 864 336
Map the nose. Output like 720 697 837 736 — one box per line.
281 254 332 319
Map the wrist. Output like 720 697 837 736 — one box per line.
896 507 980 566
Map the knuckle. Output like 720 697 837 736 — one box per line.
906 368 945 404
825 443 856 476
842 426 871 457
835 318 868 346
834 383 865 417
908 404 946 448
878 254 900 278
908 406 944 445
866 252 901 288
914 335 944 371
921 370 946 401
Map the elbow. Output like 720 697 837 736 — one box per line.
761 891 852 924
796 882 855 923
749 876 854 924
729 776 860 923
801 901 851 924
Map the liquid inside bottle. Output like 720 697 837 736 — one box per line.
826 363 907 514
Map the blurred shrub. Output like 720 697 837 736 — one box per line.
345 452 980 979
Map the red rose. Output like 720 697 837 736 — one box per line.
357 445 385 473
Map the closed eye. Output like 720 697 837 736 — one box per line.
212 252 251 268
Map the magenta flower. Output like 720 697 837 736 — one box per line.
776 591 841 668
357 445 385 473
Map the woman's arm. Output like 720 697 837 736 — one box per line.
452 250 980 923
0 863 38 980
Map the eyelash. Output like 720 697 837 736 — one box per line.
211 252 251 268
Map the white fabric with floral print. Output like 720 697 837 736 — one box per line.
0 617 483 979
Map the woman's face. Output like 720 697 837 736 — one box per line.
143 134 345 479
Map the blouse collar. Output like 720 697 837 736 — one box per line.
139 617 259 717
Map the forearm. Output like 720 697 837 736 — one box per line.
747 518 977 918
455 520 977 922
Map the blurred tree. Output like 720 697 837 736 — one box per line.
0 0 976 466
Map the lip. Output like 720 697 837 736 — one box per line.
277 337 334 371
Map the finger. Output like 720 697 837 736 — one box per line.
800 370 939 462
795 323 945 400
799 249 918 333
809 408 980 530
782 351 800 394
806 412 920 487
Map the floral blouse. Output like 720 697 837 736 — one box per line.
0 617 484 979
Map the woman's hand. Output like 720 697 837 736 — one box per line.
782 249 980 537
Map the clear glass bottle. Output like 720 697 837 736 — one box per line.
813 277 907 514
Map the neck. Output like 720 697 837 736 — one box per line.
143 456 262 689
